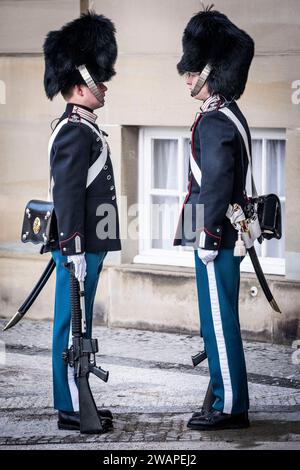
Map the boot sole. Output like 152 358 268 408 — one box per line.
57 421 113 433
57 421 80 431
187 421 250 431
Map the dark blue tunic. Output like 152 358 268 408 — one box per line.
45 103 121 256
174 101 251 250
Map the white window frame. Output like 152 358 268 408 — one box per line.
134 126 286 275
242 128 286 275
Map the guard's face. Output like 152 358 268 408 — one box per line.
96 83 108 107
84 83 108 110
184 73 210 101
72 83 108 110
185 72 200 90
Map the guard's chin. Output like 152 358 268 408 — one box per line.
94 99 105 109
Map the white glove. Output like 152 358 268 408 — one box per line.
197 248 218 266
67 253 87 282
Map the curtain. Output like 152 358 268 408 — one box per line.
151 139 179 249
246 139 262 195
247 139 285 258
265 140 285 258
152 139 178 189
151 195 179 249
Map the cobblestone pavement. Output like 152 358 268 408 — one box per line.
0 319 299 450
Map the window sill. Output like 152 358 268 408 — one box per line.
134 249 286 276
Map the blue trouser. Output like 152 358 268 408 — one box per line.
51 250 107 412
194 249 249 414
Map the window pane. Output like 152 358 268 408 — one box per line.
183 138 190 190
151 195 180 249
266 140 285 196
247 139 262 195
152 139 178 189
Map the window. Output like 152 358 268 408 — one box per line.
243 129 286 274
135 127 286 275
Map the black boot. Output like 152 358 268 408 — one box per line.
99 408 114 420
187 409 250 431
191 407 211 419
57 410 113 432
190 379 214 419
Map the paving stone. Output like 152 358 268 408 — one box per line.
0 319 299 449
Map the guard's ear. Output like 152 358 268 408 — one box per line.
74 84 85 97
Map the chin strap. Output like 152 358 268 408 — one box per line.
77 65 103 103
190 63 212 98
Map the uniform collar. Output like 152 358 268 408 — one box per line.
66 103 98 123
200 94 224 114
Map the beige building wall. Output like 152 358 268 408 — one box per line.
0 1 299 342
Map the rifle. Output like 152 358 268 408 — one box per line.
191 348 214 411
63 262 109 434
191 349 207 367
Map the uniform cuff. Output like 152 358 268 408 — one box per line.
59 232 85 256
198 226 222 250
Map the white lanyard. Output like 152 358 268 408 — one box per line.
189 107 258 198
47 118 108 201
219 107 258 197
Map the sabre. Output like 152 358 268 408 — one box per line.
3 258 56 331
227 203 281 314
247 247 281 313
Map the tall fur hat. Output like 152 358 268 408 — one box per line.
177 8 254 100
43 11 117 99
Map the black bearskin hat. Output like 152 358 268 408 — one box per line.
177 9 254 100
43 11 117 99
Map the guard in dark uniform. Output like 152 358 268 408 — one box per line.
43 11 121 431
174 7 255 430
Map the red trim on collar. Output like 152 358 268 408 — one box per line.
191 113 202 162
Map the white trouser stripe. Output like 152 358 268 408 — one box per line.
206 261 233 414
67 328 79 412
